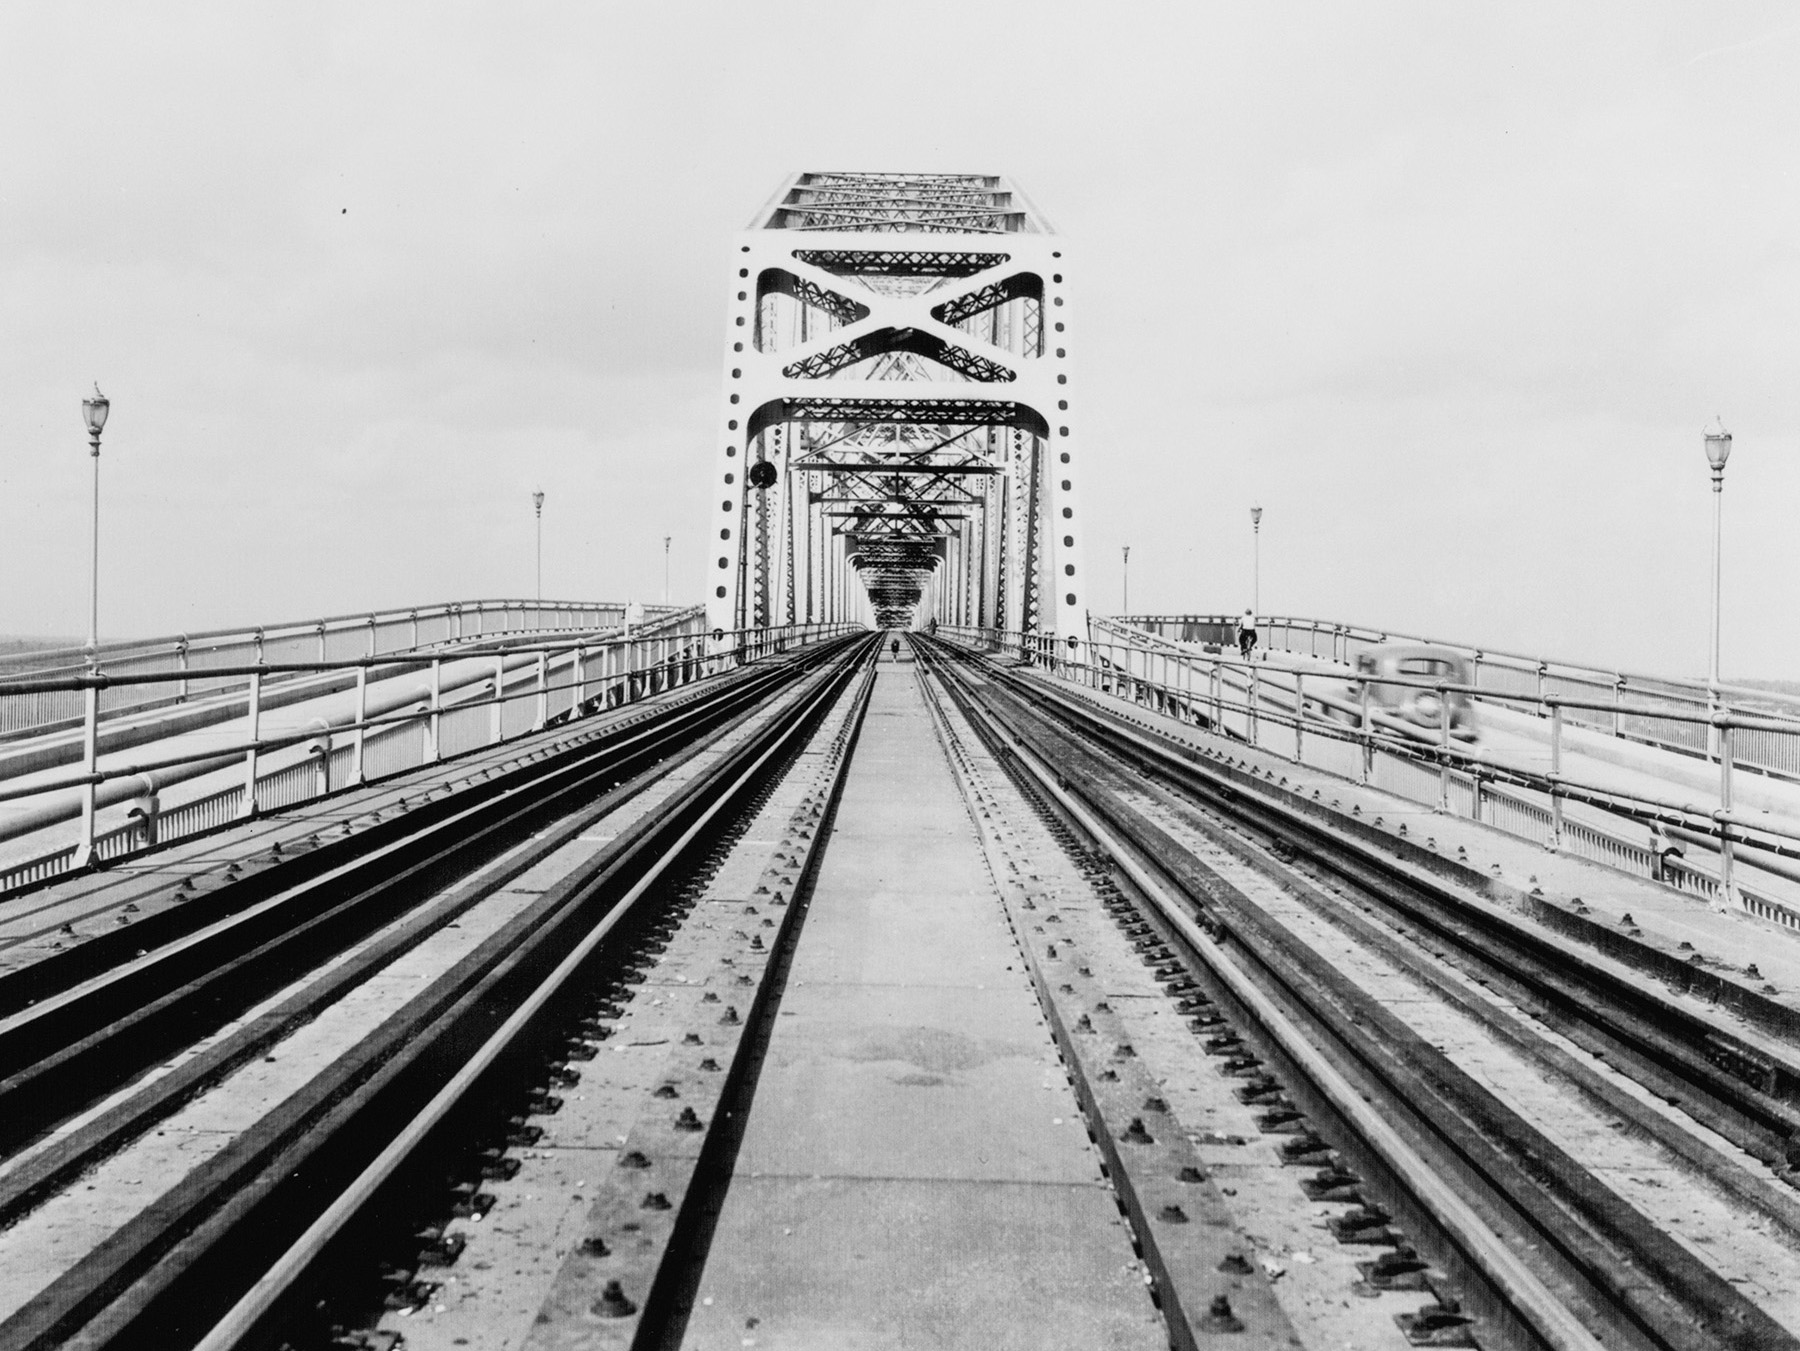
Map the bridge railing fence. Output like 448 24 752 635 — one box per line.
0 599 683 742
936 621 1800 931
1120 612 1800 780
0 614 855 898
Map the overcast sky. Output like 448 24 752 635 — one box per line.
3 3 1796 678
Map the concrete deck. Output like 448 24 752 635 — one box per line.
681 657 1161 1350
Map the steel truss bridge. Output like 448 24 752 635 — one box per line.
8 172 1800 1351
706 171 1087 645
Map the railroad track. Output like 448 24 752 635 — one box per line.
10 629 1800 1350
917 635 1800 1351
0 634 877 1350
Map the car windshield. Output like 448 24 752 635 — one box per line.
1396 657 1458 679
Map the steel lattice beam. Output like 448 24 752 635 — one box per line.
708 172 1087 646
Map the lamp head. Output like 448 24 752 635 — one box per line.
1250 505 1263 527
1704 419 1732 471
532 489 545 514
82 384 109 438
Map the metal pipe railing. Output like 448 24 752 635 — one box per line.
1111 612 1800 781
0 616 855 896
0 598 702 744
935 622 1800 925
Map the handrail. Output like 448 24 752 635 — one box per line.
0 597 694 674
936 621 1800 926
1115 611 1800 715
0 616 856 896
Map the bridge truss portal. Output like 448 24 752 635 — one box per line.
705 172 1088 646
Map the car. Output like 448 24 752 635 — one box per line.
1331 644 1479 742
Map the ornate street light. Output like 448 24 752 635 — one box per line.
1249 504 1263 617
80 385 110 651
73 385 110 868
1704 420 1731 695
1121 544 1130 614
532 490 545 602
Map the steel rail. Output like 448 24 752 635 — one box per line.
190 638 880 1351
921 639 1798 1351
976 654 1800 1125
0 635 877 1351
917 643 1604 1351
0 640 858 1160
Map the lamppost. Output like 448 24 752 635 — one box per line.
532 490 545 602
1704 420 1732 760
664 535 671 605
1121 544 1130 614
81 385 110 650
1250 505 1263 616
74 385 110 869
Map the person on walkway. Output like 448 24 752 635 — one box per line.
1236 608 1258 662
891 638 901 661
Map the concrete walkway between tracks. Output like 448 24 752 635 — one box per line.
681 656 1161 1350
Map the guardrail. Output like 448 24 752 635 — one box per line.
937 622 1800 930
0 617 860 896
1116 612 1800 781
0 598 698 744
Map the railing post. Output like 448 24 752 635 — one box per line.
367 615 378 659
240 668 263 818
1612 676 1625 738
309 722 332 797
491 654 506 744
1470 771 1484 824
1438 690 1452 812
316 621 328 665
1294 670 1306 763
1536 660 1549 718
1549 700 1564 850
352 663 370 784
1248 664 1260 747
1719 719 1738 911
411 609 420 651
427 657 443 763
128 779 160 848
573 644 587 717
1359 680 1373 785
176 635 190 703
534 650 549 730
75 675 101 868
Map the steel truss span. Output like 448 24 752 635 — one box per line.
708 171 1087 644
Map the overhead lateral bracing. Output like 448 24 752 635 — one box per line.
708 171 1087 642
